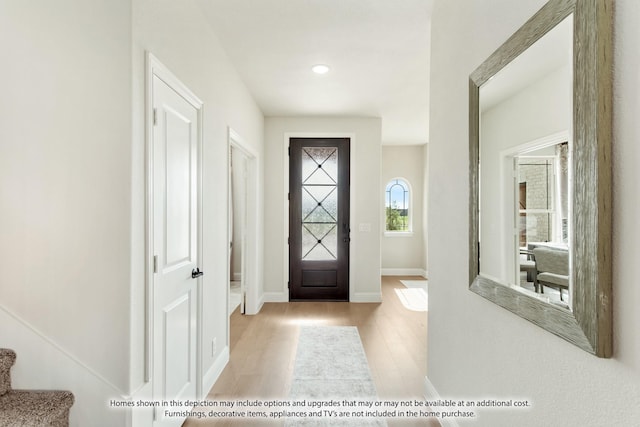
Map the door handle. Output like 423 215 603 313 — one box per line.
192 268 204 279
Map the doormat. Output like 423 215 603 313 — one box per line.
285 326 387 426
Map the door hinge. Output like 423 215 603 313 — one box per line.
153 255 157 273
288 192 290 201
153 108 157 126
288 146 290 156
287 237 290 245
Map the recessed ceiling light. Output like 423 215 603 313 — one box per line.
312 64 330 75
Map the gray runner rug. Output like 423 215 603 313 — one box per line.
285 326 387 426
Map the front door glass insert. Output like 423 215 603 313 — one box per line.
301 147 338 260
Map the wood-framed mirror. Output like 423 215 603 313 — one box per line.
469 0 612 357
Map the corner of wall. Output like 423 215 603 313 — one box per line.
202 346 230 398
423 376 459 427
263 292 289 303
351 293 383 303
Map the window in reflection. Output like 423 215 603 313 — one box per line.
515 142 570 308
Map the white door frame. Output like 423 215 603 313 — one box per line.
227 127 260 315
229 143 247 314
145 52 204 401
501 131 568 285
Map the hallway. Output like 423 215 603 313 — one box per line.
184 276 436 426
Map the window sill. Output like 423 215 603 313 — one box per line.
384 231 414 238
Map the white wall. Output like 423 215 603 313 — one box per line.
0 309 125 426
131 0 264 418
0 1 264 425
0 0 132 396
428 1 640 426
423 144 429 276
480 65 571 283
381 145 426 274
263 117 382 302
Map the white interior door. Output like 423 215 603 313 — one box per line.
228 129 259 315
229 146 248 315
239 155 247 315
152 73 201 426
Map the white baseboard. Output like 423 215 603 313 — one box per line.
0 304 127 427
263 291 289 302
127 382 153 427
381 268 427 277
245 293 264 315
424 376 459 427
202 346 229 398
350 292 382 303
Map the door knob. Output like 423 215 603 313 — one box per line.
192 268 204 279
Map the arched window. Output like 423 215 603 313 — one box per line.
385 178 411 232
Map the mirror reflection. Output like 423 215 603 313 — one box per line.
478 14 573 309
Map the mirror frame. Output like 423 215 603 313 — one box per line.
469 0 612 357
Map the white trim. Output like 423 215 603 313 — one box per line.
202 346 230 398
256 294 266 313
263 292 289 303
283 132 357 301
228 127 261 316
500 130 569 158
381 268 427 277
145 52 205 399
1 304 129 426
384 231 414 237
147 54 203 109
350 292 382 303
424 376 459 427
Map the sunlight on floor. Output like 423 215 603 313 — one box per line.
394 288 428 312
285 317 333 326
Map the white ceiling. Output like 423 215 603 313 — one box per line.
197 0 432 145
481 14 573 112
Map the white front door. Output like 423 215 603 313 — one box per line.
151 71 201 426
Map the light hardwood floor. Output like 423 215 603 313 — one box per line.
184 276 439 426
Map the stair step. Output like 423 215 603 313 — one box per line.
0 349 17 396
0 389 74 427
